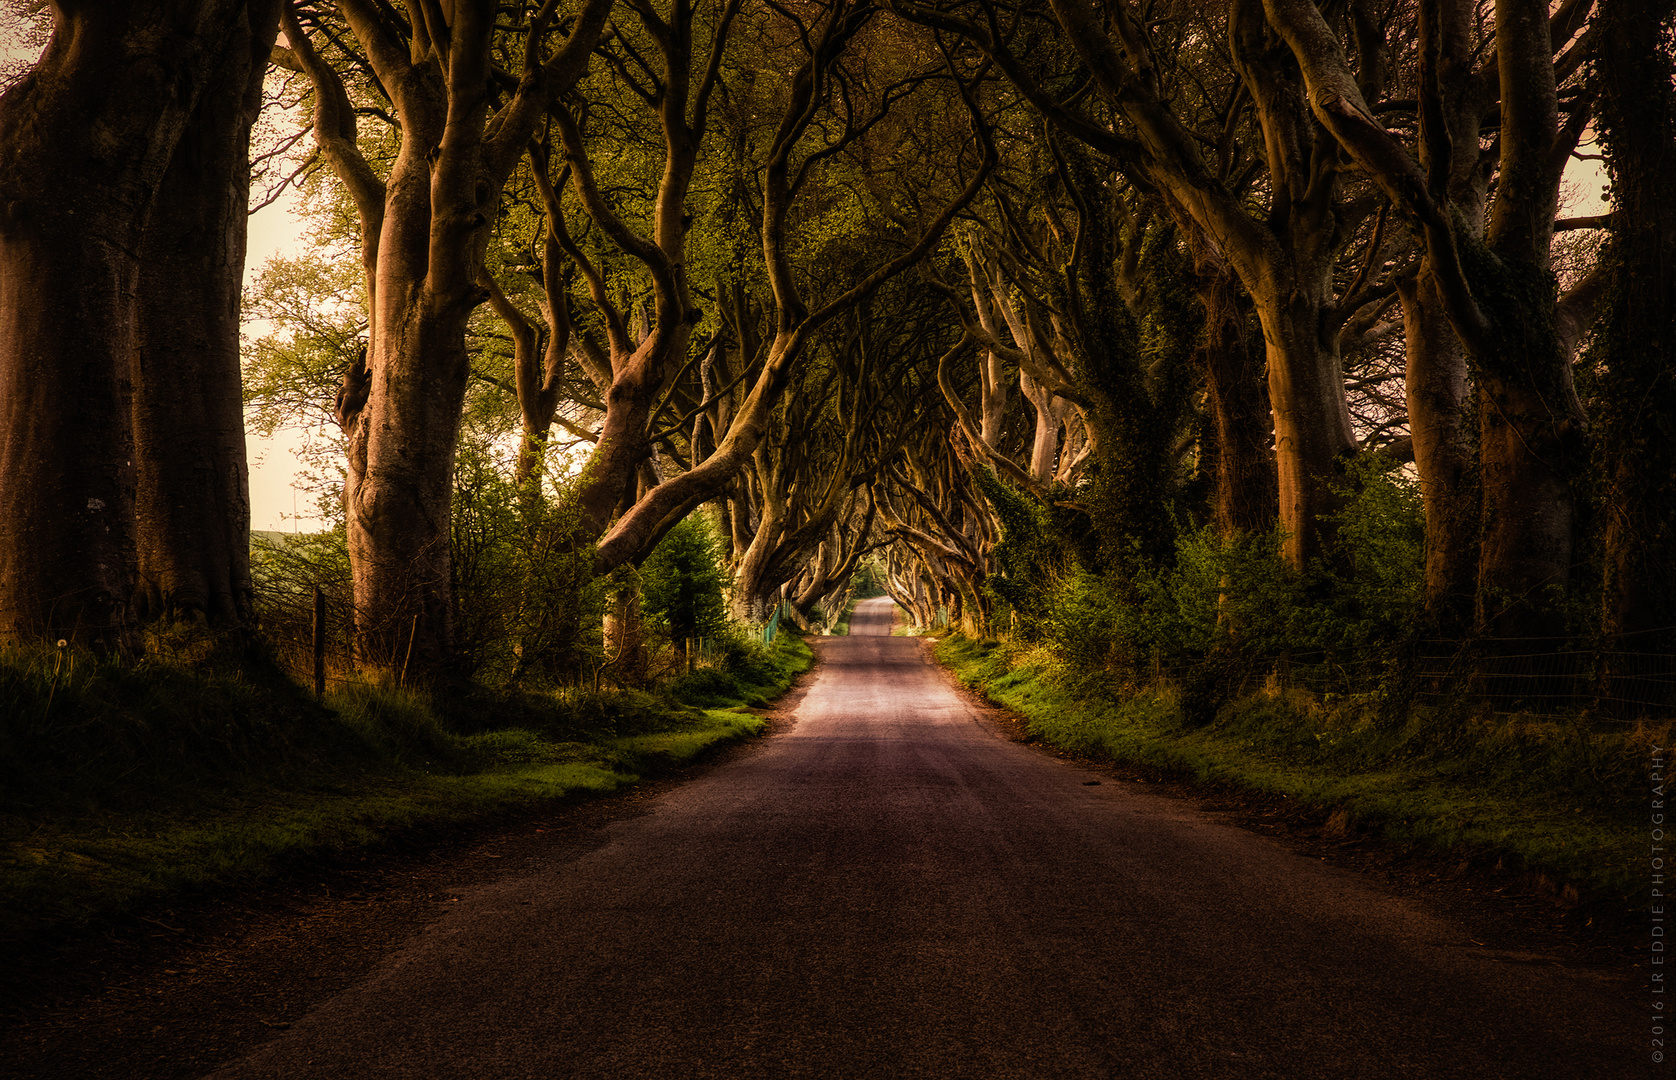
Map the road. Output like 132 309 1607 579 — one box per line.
208 596 1641 1079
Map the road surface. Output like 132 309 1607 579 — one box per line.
208 596 1641 1079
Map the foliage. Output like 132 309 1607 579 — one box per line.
241 249 366 521
1007 454 1425 690
973 467 1082 634
849 556 887 599
935 632 1655 900
449 439 605 685
1322 455 1426 643
640 515 729 643
0 616 813 953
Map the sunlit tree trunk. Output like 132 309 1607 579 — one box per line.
1265 0 1595 637
1396 269 1475 631
729 452 788 621
284 0 608 677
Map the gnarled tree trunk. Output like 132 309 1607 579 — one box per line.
285 0 609 678
1194 268 1275 538
1593 0 1676 668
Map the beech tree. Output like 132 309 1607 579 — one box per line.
575 0 996 575
0 0 278 648
889 0 1377 572
280 0 611 675
1589 0 1676 670
1262 0 1602 636
721 288 937 620
133 0 281 628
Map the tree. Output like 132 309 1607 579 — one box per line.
0 0 276 648
1262 0 1602 637
280 0 611 677
133 0 281 628
889 0 1372 573
1589 0 1676 680
641 514 727 643
575 1 995 573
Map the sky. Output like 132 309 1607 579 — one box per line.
244 190 327 533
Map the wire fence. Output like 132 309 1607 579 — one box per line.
761 603 783 645
1149 628 1676 724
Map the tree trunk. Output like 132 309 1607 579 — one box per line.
1019 369 1068 484
603 577 647 686
1194 272 1276 537
1256 289 1357 568
0 0 244 649
132 0 278 628
287 0 609 680
1593 0 1676 665
729 465 788 621
1471 294 1586 640
1396 267 1476 632
349 298 476 672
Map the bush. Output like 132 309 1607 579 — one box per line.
1031 454 1425 685
641 515 728 643
449 440 606 684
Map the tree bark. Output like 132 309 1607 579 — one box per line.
729 451 789 621
1396 267 1476 631
1032 0 1356 567
1194 270 1276 537
0 0 247 649
1592 0 1676 661
1263 0 1591 637
1251 283 1358 566
132 0 280 628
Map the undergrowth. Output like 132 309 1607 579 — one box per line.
935 633 1658 903
0 630 811 951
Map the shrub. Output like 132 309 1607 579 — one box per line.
641 515 728 643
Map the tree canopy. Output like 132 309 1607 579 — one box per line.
0 0 1669 717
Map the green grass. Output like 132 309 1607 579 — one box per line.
0 631 812 951
935 633 1654 903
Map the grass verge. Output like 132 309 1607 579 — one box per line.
934 633 1654 907
1 632 812 953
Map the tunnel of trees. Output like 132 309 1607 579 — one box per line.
0 0 1671 720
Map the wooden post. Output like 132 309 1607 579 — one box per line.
399 612 420 688
312 585 326 698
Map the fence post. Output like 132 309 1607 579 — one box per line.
312 585 326 699
399 613 419 688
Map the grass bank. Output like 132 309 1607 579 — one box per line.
934 633 1654 905
1 632 811 952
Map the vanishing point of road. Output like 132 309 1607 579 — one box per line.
208 597 1640 1079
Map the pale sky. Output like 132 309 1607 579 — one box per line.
244 190 327 533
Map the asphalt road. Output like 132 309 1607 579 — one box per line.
208 597 1642 1079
